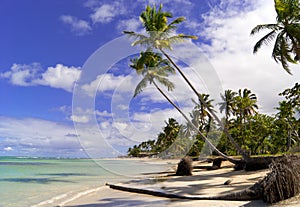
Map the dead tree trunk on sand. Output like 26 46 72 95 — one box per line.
107 155 300 204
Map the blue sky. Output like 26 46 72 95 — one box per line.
0 0 299 158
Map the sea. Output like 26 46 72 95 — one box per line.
0 156 174 207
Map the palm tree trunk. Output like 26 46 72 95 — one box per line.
160 49 251 162
152 81 240 164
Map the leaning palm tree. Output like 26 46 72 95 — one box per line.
130 51 239 163
124 4 250 161
251 0 300 74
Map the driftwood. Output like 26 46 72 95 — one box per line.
234 156 282 171
107 155 300 204
106 182 262 201
193 157 227 171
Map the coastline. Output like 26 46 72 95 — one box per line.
62 158 265 207
32 158 300 207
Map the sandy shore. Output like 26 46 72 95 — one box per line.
60 158 300 207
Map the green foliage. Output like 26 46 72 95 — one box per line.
128 83 300 157
126 3 300 158
128 145 141 157
251 0 300 74
216 84 300 156
130 51 176 97
124 4 197 51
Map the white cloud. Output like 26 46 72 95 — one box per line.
4 147 13 151
1 63 81 92
0 63 42 86
70 115 90 123
0 116 84 157
60 15 92 36
95 110 112 117
198 0 300 114
81 73 136 97
117 18 141 32
71 107 113 124
90 3 124 24
35 64 81 92
117 104 129 110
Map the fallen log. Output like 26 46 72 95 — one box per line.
106 182 262 201
107 155 300 204
106 183 188 199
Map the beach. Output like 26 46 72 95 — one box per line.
2 157 299 207
56 159 300 207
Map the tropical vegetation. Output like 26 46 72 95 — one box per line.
126 3 299 162
128 84 300 157
251 0 300 74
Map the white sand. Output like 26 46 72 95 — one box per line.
59 159 300 207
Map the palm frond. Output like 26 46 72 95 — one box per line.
178 34 198 39
134 77 149 97
272 31 285 62
272 32 293 74
155 76 175 91
166 34 197 45
286 24 300 42
280 51 292 74
167 17 186 29
159 65 176 74
250 24 278 35
253 30 277 53
123 31 148 41
132 38 152 47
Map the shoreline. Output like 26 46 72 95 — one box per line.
32 158 300 207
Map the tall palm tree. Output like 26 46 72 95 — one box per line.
219 90 238 124
130 51 239 163
125 4 250 161
234 89 258 120
276 100 296 150
155 118 180 151
191 94 215 134
233 89 258 149
251 0 300 74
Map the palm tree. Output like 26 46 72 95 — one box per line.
155 118 180 152
219 90 238 125
130 50 176 97
191 94 215 134
130 51 239 163
233 89 258 149
234 89 258 120
276 100 296 151
251 0 300 74
125 4 250 161
277 83 300 151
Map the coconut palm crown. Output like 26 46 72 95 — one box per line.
251 0 300 74
124 4 197 50
130 51 176 97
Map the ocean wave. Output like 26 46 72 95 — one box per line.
31 186 106 207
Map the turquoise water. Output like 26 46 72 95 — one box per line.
0 157 173 207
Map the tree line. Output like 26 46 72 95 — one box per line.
128 83 300 157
